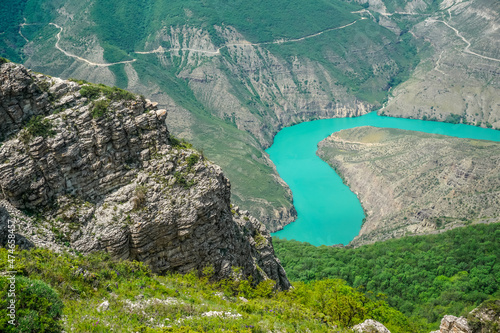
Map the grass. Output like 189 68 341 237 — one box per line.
0 247 416 332
91 99 110 118
80 83 136 102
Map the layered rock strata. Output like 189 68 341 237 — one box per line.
0 62 290 289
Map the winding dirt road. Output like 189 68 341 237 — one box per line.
26 11 500 68
427 19 500 63
50 23 136 67
49 19 366 63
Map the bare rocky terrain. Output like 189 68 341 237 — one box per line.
10 0 408 230
0 61 290 289
317 126 500 247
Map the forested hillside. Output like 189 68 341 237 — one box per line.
274 223 500 330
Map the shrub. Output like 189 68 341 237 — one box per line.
0 276 64 332
19 116 56 144
79 85 101 100
444 113 465 124
467 298 500 333
254 232 267 248
91 99 110 118
169 135 193 149
131 185 147 210
80 83 136 102
186 154 200 168
0 57 10 64
68 78 90 85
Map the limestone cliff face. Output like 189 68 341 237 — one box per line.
161 24 372 148
20 12 379 231
0 62 290 290
317 126 500 247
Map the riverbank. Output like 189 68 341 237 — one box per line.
268 112 500 246
317 126 500 247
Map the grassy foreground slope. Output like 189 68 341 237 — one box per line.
0 248 416 332
274 223 500 330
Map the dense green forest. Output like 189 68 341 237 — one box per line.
274 223 500 329
0 248 416 332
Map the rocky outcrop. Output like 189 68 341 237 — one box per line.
467 299 500 333
433 315 471 333
0 62 290 290
353 319 391 333
432 299 500 333
0 60 78 141
317 126 500 247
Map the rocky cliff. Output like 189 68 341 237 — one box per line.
0 61 290 290
317 126 500 247
431 298 500 333
8 0 418 231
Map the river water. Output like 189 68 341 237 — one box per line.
267 112 500 246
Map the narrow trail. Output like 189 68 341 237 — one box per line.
349 9 500 63
260 18 366 44
351 9 376 20
18 25 29 43
18 19 43 43
135 46 221 55
427 19 500 63
30 10 500 69
380 11 424 16
49 23 136 67
434 51 446 75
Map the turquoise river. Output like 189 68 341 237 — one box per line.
267 112 500 246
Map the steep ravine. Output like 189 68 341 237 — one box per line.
0 61 290 289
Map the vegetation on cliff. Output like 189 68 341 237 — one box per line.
274 223 500 330
0 248 415 332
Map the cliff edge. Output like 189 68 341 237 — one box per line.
0 61 290 290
